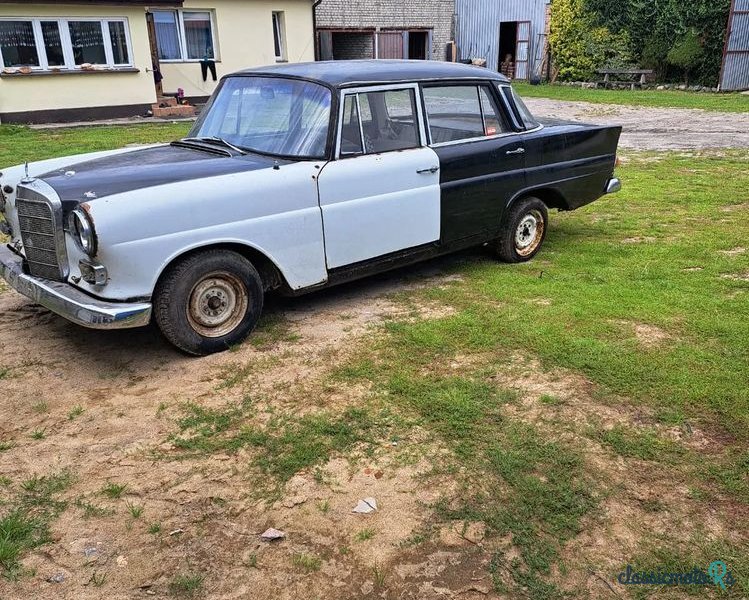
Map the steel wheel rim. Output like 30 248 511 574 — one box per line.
514 209 545 257
187 271 249 338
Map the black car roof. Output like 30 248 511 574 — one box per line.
230 60 510 87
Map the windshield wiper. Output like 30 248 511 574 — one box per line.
180 136 248 155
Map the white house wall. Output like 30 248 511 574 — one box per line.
159 0 316 99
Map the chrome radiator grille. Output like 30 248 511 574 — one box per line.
16 193 66 281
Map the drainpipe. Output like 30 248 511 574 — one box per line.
312 0 323 60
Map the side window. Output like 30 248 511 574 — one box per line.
339 88 420 156
423 85 508 144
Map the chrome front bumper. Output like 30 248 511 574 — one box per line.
0 244 151 329
605 177 622 194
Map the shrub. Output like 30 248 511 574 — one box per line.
667 30 704 85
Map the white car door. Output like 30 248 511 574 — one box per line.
316 84 441 270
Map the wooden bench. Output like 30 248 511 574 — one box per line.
596 69 653 90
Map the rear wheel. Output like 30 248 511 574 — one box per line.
496 197 548 263
154 250 264 355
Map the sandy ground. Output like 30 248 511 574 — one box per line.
0 258 501 600
525 98 749 150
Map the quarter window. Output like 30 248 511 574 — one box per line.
423 85 507 144
339 88 420 156
499 85 540 130
0 18 133 70
152 9 216 61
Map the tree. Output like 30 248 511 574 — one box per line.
667 30 704 85
549 0 632 81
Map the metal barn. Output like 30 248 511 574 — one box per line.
720 0 749 91
455 0 550 79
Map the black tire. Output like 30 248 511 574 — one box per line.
496 197 549 263
153 250 264 355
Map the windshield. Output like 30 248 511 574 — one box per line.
190 76 332 159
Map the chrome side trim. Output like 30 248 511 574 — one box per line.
605 177 622 194
0 244 151 330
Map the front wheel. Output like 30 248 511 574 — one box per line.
153 250 264 355
496 197 548 263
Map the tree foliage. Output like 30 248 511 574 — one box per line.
550 0 731 86
667 30 704 84
548 0 632 82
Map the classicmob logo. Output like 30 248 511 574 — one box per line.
617 561 735 590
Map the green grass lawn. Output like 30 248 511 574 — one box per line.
0 122 190 169
334 151 749 597
514 82 749 113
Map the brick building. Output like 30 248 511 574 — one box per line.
314 0 455 61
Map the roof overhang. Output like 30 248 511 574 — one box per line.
0 0 183 5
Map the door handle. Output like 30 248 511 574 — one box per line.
506 148 525 155
417 166 440 174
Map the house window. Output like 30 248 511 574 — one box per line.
108 21 129 65
68 21 106 65
0 20 40 67
41 21 65 66
152 9 216 62
272 11 286 61
0 17 133 70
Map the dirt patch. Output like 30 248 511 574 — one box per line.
525 98 749 150
721 271 749 282
0 259 468 600
621 236 657 244
718 247 746 257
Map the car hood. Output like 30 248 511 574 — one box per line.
38 144 287 212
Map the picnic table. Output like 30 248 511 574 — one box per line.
597 69 653 90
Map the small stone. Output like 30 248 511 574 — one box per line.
361 581 375 595
352 497 377 514
656 85 665 90
83 546 99 558
116 555 128 568
260 528 286 541
47 573 65 584
168 529 184 536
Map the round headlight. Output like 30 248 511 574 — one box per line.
69 208 97 256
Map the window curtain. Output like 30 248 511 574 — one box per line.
183 12 212 59
0 21 40 66
154 11 180 60
41 21 65 66
108 21 129 64
68 21 106 64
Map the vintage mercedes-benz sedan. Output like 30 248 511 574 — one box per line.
0 60 621 355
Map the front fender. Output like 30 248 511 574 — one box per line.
74 162 328 300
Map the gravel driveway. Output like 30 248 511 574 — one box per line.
525 97 749 150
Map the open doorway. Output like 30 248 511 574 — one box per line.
498 21 530 80
408 31 428 60
498 21 517 79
